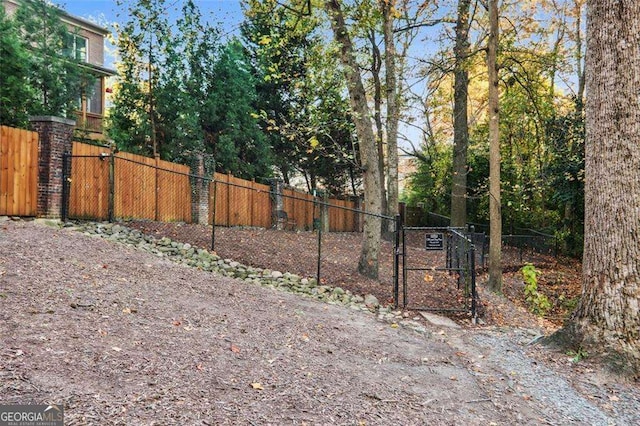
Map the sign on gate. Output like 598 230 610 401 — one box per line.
396 226 478 319
425 233 444 250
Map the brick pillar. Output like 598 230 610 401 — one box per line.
29 116 75 218
190 154 210 225
320 191 330 233
273 180 285 230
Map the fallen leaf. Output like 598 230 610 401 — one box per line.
251 382 264 390
122 308 131 314
390 323 399 328
608 395 620 402
172 320 181 326
230 344 240 353
112 347 122 352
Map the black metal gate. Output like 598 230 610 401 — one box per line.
394 225 478 319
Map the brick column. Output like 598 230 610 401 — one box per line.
190 153 210 225
273 180 285 230
29 116 75 218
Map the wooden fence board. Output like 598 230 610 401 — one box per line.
114 152 156 220
211 173 272 228
0 126 39 216
251 180 271 228
0 128 7 214
70 142 110 220
328 198 359 232
157 159 191 222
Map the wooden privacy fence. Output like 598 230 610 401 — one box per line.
210 176 360 232
282 188 316 230
0 125 39 216
210 172 272 228
69 142 191 222
67 141 362 232
328 198 359 232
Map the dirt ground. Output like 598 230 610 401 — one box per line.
1 219 638 425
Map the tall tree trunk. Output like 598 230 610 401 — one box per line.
450 0 471 228
381 0 399 221
575 0 586 107
558 0 640 378
487 0 502 292
325 0 382 279
370 31 388 228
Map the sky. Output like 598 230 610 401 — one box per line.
56 0 245 37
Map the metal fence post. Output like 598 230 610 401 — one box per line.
393 214 402 309
316 211 322 284
211 180 217 252
108 153 115 223
470 243 477 320
61 151 71 222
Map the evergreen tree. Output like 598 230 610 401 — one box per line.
0 6 32 127
16 0 90 118
109 0 217 163
243 0 359 192
203 39 272 179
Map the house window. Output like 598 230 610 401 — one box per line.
87 79 103 115
64 33 87 62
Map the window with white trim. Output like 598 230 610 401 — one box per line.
64 33 87 62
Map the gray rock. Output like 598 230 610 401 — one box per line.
419 312 461 329
271 271 283 279
364 294 379 308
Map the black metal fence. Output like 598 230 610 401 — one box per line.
62 153 517 317
62 153 408 308
415 210 558 263
396 225 478 318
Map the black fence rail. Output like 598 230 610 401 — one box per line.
415 209 558 264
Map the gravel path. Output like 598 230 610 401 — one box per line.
1 219 637 425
